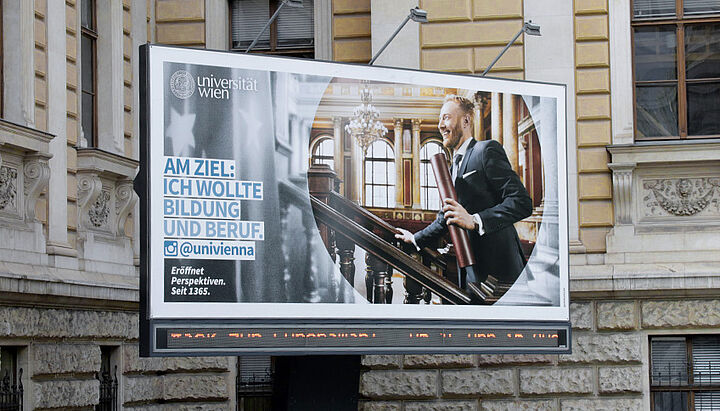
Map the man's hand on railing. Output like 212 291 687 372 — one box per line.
395 227 420 251
394 227 414 244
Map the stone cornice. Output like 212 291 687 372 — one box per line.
76 147 139 179
0 118 54 153
607 139 720 164
0 265 138 310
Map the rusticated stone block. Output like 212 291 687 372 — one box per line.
520 367 592 394
360 370 437 399
361 355 403 369
124 375 164 403
597 301 636 330
561 398 643 410
358 401 402 411
33 343 101 376
0 306 137 339
124 405 229 411
642 300 720 328
480 400 555 411
123 406 165 411
33 379 99 408
570 302 593 330
559 332 642 363
477 354 554 365
163 374 228 400
598 366 643 393
405 400 477 411
169 405 230 411
404 354 475 368
441 369 514 396
123 344 229 374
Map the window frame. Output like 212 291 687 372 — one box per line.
419 139 446 211
363 138 395 209
80 0 98 148
631 0 720 141
230 0 315 58
650 334 720 410
310 135 334 169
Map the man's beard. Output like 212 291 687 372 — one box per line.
443 123 464 151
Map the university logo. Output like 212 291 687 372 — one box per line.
169 70 195 99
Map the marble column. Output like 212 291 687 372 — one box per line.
332 116 344 192
491 92 503 144
502 93 519 172
411 118 422 208
393 118 403 206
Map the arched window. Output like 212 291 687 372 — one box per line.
364 140 395 208
420 140 445 210
310 137 334 169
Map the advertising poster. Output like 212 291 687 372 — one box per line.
139 45 570 355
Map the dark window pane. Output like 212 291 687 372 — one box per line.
634 26 677 81
685 23 720 80
81 92 95 147
636 85 678 138
653 391 688 411
81 0 94 30
81 35 94 92
634 0 676 18
684 0 720 16
688 82 720 135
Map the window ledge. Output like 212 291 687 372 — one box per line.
603 139 720 269
75 149 137 266
0 118 54 154
76 147 138 180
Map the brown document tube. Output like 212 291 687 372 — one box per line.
430 152 476 268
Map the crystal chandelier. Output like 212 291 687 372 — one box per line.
345 82 388 155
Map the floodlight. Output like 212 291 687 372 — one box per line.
523 21 541 36
410 7 428 23
370 7 429 64
481 21 542 76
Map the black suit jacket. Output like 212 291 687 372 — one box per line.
414 139 532 284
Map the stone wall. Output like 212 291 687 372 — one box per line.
0 306 233 409
359 298 720 410
332 0 372 62
419 0 525 79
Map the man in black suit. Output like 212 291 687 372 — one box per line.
396 95 532 290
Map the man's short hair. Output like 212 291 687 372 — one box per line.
443 94 475 118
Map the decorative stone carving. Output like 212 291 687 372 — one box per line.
22 153 51 221
643 177 720 217
608 162 635 224
114 180 135 236
77 173 103 231
89 190 110 228
0 166 18 211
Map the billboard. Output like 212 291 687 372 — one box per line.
138 44 570 355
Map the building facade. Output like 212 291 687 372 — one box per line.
0 0 719 409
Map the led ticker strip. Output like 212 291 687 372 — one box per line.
157 326 568 351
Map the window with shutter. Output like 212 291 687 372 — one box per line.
237 356 273 411
650 335 720 410
231 0 314 58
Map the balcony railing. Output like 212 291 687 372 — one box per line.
0 369 22 411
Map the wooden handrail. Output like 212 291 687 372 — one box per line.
310 195 472 305
326 191 447 272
